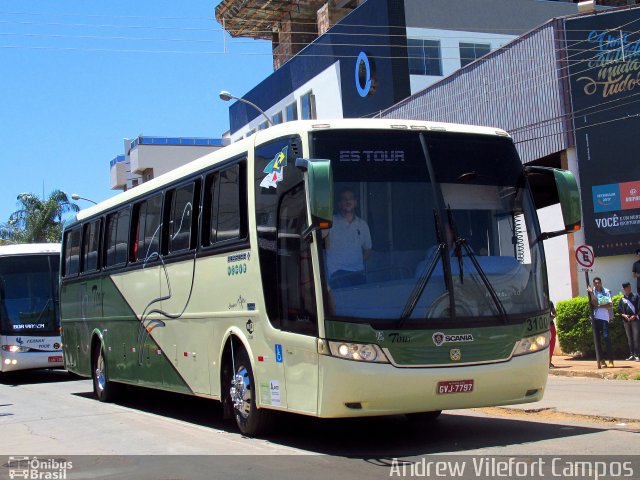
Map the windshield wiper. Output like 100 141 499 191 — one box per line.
445 207 508 323
399 214 444 326
446 207 465 284
35 297 53 325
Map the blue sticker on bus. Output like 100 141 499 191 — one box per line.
275 344 283 363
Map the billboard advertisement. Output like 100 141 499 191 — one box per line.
566 8 640 256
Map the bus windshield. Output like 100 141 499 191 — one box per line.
311 129 546 327
0 254 59 335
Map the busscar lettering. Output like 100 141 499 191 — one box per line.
339 150 405 162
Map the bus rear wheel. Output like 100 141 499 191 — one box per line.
92 344 119 402
229 348 274 436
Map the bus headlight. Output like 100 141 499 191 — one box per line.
327 341 389 363
513 331 550 357
1 345 30 353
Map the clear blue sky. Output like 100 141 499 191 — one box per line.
0 1 273 223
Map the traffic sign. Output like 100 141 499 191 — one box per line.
575 245 595 269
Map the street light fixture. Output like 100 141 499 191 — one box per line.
219 90 274 127
71 193 97 205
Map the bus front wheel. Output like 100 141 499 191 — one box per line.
229 348 274 436
92 344 119 402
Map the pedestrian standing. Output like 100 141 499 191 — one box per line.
618 282 640 362
587 277 614 368
549 301 557 368
632 249 640 295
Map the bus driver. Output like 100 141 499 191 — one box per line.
324 188 372 288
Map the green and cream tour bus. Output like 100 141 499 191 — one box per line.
1 243 63 373
60 119 580 436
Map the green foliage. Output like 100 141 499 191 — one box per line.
0 190 79 244
556 294 630 358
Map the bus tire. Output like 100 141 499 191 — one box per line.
406 410 442 424
92 344 119 402
229 347 274 436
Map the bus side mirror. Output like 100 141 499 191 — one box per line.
295 158 333 239
526 166 582 241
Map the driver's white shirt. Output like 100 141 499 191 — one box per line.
325 214 371 277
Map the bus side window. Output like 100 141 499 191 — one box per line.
63 228 81 277
168 182 197 254
133 195 162 262
277 182 318 336
105 209 129 268
202 161 247 247
81 219 101 273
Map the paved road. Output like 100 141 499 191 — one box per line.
507 375 640 421
0 370 638 480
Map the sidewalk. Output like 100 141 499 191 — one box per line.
549 355 640 380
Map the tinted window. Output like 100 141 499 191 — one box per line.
254 137 317 335
0 254 59 334
105 209 130 267
300 92 315 120
408 38 442 76
134 195 162 262
169 183 196 253
460 42 491 67
63 228 81 277
286 102 298 121
82 220 101 272
217 166 242 242
203 162 246 246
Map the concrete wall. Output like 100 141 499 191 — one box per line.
403 0 582 31
406 27 515 93
131 145 222 178
230 62 344 141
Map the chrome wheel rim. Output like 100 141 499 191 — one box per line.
95 352 106 393
230 366 251 419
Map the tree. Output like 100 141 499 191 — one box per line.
0 190 80 244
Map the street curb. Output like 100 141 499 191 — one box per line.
549 369 640 380
486 406 640 426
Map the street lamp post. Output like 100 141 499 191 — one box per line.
219 90 274 127
71 194 97 205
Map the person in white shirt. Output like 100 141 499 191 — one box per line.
587 277 614 368
324 188 372 288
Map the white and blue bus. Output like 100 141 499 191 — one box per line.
0 243 63 373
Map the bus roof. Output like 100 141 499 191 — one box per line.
0 243 61 256
73 118 510 223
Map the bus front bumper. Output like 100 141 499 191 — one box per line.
0 351 64 373
317 349 548 418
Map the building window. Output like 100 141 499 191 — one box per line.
258 121 269 131
459 42 491 67
408 38 442 76
286 102 298 122
142 169 154 182
300 91 316 120
246 129 255 138
272 111 283 125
